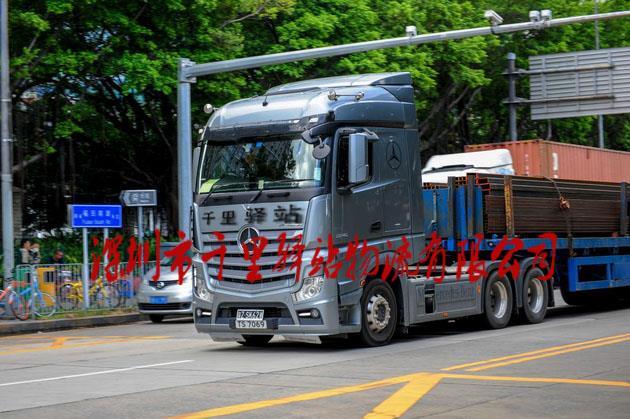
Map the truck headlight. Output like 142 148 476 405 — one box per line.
292 276 325 303
193 267 212 301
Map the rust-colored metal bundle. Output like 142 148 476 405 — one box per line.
475 174 629 237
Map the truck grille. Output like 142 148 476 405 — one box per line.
202 229 302 285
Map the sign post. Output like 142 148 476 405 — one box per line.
69 204 123 309
119 190 157 274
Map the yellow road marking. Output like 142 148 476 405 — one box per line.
0 334 168 340
465 337 630 372
442 333 630 371
0 336 169 356
364 373 443 419
442 373 630 388
173 372 630 419
172 374 417 419
174 332 630 418
50 337 68 348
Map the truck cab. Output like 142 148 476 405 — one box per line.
191 72 427 346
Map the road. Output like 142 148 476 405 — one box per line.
0 295 628 418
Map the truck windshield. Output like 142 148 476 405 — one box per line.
199 137 326 193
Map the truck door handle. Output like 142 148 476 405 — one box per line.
370 221 382 232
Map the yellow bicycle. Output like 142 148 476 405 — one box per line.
59 277 121 310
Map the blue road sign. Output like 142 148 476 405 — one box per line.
69 205 123 228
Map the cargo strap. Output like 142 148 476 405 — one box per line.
545 177 573 253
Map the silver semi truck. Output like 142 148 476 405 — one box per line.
190 72 630 346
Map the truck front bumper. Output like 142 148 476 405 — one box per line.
193 269 350 341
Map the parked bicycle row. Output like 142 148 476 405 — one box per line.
0 262 155 321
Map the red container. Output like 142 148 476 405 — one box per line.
465 139 630 183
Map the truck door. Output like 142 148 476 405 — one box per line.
331 129 382 307
331 129 382 248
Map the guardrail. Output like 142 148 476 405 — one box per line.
4 261 157 319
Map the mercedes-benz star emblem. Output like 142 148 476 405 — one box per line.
238 226 260 254
386 142 402 170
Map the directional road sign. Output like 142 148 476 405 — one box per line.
69 204 123 228
119 189 158 207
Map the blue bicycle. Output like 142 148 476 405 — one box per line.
15 274 56 320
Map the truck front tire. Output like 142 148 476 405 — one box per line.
483 271 513 329
356 280 398 347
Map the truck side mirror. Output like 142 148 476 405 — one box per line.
348 133 369 184
192 146 201 192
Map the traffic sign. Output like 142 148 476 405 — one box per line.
119 189 157 207
69 205 123 228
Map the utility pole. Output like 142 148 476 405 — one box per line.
1 0 14 281
595 0 605 149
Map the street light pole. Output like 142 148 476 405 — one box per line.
595 0 605 149
176 10 630 234
177 58 194 235
0 0 14 281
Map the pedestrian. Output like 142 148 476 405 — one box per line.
29 243 41 264
47 248 67 298
48 249 66 265
19 239 31 265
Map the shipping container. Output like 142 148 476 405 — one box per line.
465 139 630 183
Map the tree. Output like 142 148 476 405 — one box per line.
8 0 630 234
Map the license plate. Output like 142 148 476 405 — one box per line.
236 309 266 329
235 319 267 329
150 296 168 304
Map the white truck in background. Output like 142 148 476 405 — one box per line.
421 149 514 184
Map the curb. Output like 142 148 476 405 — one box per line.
0 313 145 335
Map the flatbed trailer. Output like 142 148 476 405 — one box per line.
423 173 630 303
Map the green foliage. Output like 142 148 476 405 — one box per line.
8 0 630 234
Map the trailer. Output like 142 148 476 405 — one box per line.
423 173 630 312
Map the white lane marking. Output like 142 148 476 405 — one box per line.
0 360 194 387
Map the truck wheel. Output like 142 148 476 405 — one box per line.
357 280 398 347
483 271 513 329
519 268 548 324
149 314 164 323
238 335 273 347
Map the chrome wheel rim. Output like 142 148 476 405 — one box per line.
366 293 391 333
527 277 544 313
490 280 508 318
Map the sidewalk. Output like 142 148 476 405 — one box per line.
0 312 144 335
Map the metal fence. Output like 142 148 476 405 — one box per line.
4 261 156 319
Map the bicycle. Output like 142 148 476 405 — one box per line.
0 281 29 320
59 276 121 310
15 275 56 320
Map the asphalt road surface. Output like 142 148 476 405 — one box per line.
1 294 629 418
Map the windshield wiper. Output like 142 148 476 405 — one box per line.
211 181 256 194
263 178 318 186
201 179 253 206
